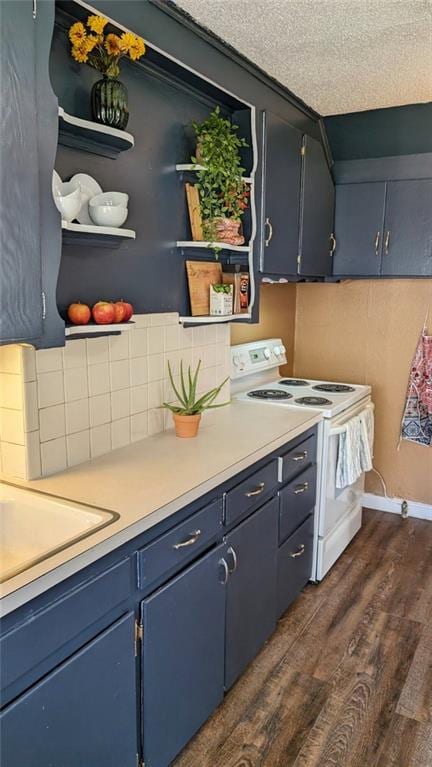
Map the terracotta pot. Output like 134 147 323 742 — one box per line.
173 412 202 438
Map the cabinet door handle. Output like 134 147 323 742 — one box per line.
329 233 337 255
172 529 201 549
245 482 265 498
384 230 390 255
227 546 238 574
293 482 309 495
218 558 229 585
374 231 381 255
264 217 273 247
290 543 305 558
292 450 308 462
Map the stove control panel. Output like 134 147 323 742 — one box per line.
230 339 287 378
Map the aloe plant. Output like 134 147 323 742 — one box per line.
162 360 229 415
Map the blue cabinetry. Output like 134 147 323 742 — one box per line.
298 135 335 277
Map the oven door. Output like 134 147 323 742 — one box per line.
318 398 373 538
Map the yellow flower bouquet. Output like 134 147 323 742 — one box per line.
68 15 146 129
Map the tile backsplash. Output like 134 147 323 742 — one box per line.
0 314 230 479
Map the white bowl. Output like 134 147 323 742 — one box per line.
53 182 82 223
89 192 129 208
89 205 128 228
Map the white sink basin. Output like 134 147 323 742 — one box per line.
0 483 118 582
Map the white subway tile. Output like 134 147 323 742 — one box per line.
129 328 148 358
131 412 148 443
0 345 22 374
36 347 63 374
39 404 66 443
90 423 111 458
26 430 41 479
165 324 179 352
88 363 110 396
150 312 178 326
86 337 109 365
178 327 193 350
109 333 129 361
41 437 67 476
1 442 27 478
148 408 164 435
63 339 87 369
0 409 25 444
110 359 130 391
148 354 164 383
21 347 36 381
130 357 148 386
37 370 64 409
130 385 148 415
89 393 111 427
148 326 165 355
64 367 89 402
111 389 130 420
0 373 22 410
148 380 164 410
111 417 130 449
23 381 39 432
67 430 90 467
65 399 89 434
132 314 151 327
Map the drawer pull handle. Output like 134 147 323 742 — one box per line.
219 558 229 585
227 546 238 574
172 529 201 550
245 482 265 498
294 482 309 495
290 544 305 559
292 450 308 462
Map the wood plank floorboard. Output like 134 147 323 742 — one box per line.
173 510 432 767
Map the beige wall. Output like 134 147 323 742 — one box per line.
294 280 432 504
231 283 296 375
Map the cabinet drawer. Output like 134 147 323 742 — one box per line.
279 431 317 484
279 464 317 543
1 559 131 702
277 514 314 619
224 459 279 528
137 498 223 593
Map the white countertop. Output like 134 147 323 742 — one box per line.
1 401 321 616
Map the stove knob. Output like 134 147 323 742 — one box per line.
273 345 281 356
232 354 240 367
264 347 271 359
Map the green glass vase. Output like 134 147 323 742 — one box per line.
91 76 129 130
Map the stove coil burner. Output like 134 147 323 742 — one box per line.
313 383 355 393
247 389 293 400
295 396 332 406
279 379 310 387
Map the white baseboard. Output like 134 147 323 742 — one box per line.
362 492 432 521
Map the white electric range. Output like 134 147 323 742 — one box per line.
231 339 373 580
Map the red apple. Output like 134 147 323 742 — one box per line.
116 300 134 322
67 302 91 325
92 301 115 325
113 301 127 323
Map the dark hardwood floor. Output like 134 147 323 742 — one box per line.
173 509 432 767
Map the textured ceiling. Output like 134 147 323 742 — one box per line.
176 0 432 115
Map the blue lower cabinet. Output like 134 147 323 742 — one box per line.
141 544 226 767
0 612 138 767
277 514 314 619
224 496 279 690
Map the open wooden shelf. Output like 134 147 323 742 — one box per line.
175 164 253 184
176 240 251 253
179 313 251 325
61 221 136 248
65 321 135 339
58 107 134 159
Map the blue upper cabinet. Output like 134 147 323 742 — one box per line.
0 1 43 344
332 182 386 276
382 179 432 276
298 135 335 277
260 111 303 275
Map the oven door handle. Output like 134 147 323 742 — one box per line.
329 402 374 437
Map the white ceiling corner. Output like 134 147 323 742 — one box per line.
176 0 432 115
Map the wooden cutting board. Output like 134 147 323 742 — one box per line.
186 260 222 316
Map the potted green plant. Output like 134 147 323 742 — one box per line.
68 15 146 129
191 107 250 246
162 360 230 438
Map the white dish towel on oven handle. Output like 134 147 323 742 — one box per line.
336 404 374 489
